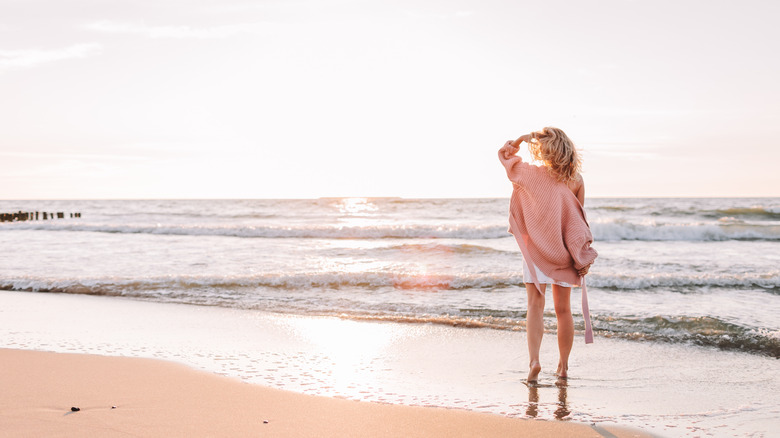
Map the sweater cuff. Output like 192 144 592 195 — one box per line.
573 248 597 270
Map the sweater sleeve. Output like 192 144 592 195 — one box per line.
498 146 530 185
567 232 598 270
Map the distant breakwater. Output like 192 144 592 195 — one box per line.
0 211 81 222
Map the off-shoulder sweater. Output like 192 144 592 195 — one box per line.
499 144 598 343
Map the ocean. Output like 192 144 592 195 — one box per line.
1 197 779 436
2 197 778 358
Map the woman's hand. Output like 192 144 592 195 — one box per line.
500 140 519 159
577 264 591 277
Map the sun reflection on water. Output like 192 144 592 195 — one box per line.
392 244 454 291
323 197 456 291
290 317 401 391
335 197 378 215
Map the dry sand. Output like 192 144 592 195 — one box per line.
0 348 651 437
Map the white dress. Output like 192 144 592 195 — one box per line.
522 258 573 287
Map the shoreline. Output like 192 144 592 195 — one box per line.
0 348 648 438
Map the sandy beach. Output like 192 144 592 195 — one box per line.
0 348 651 438
2 291 778 437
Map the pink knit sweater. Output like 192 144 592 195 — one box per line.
499 144 597 284
499 144 598 343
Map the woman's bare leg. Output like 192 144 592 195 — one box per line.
552 285 573 378
525 282 547 382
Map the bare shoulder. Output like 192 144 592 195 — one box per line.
568 174 585 205
567 173 584 191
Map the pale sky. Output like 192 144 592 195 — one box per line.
1 0 778 199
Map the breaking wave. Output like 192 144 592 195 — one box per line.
591 220 780 241
5 220 780 241
3 270 779 296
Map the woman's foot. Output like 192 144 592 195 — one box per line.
528 360 541 382
555 362 568 379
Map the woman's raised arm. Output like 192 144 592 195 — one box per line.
511 133 534 149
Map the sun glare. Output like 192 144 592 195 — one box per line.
290 317 400 389
336 198 378 215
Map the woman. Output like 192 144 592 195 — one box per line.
498 127 597 382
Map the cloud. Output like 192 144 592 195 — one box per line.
0 43 102 70
0 151 149 161
85 20 266 39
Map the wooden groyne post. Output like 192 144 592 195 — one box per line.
0 211 81 223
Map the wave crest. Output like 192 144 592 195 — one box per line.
2 222 510 240
591 220 780 241
6 220 780 242
594 314 780 358
3 270 779 295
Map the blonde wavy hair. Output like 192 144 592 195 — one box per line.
528 127 582 183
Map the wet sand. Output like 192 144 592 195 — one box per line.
0 348 649 437
1 290 777 437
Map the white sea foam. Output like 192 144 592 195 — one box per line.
0 272 521 293
587 272 780 290
4 270 779 294
5 219 780 241
0 222 511 239
590 220 780 241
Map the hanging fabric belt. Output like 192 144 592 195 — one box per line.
581 275 593 344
